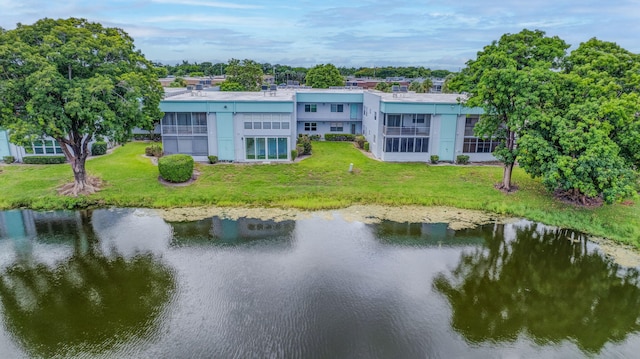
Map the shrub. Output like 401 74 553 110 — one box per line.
325 133 356 142
297 135 312 155
145 144 163 157
456 155 470 165
364 142 370 152
3 156 15 164
158 154 194 183
291 149 298 161
430 155 439 164
355 135 366 149
91 141 107 156
310 134 321 141
23 156 66 164
133 133 161 142
208 155 218 164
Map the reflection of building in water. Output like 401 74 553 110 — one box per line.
213 217 295 240
371 220 487 246
0 210 37 239
0 209 88 243
170 216 295 246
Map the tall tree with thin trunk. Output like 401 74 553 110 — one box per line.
449 29 569 191
0 18 163 195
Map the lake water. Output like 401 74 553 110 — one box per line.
0 208 639 358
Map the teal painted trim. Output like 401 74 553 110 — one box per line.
296 93 363 103
216 113 235 161
160 102 209 112
381 102 482 115
0 130 10 158
235 102 294 113
161 101 293 113
438 114 458 162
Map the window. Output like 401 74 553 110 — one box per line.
272 122 281 129
331 104 344 112
463 116 499 153
304 104 317 112
244 122 252 129
304 122 317 131
330 122 343 132
281 122 290 129
31 139 64 155
263 122 271 129
384 137 428 152
253 122 262 129
161 112 208 156
162 112 207 135
246 137 289 160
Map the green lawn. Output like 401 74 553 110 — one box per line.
1 141 639 245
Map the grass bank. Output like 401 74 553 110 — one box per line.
1 141 638 246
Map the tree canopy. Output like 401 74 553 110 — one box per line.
452 30 639 204
304 64 344 88
223 58 263 91
0 18 163 195
450 29 570 192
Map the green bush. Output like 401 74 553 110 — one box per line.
91 141 107 156
208 155 218 164
355 135 366 149
23 156 66 164
158 154 194 183
297 135 312 155
133 133 161 142
145 144 163 157
3 156 15 164
291 149 298 161
325 133 356 142
364 142 370 152
430 155 439 164
456 155 470 165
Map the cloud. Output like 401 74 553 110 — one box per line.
150 0 262 9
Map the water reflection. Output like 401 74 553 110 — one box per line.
373 221 486 246
434 221 640 354
170 217 295 246
1 210 640 357
0 210 176 358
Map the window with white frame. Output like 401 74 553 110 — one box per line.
463 116 500 153
29 139 64 154
330 122 343 132
304 104 317 112
161 112 207 135
384 137 429 153
330 104 344 112
245 137 288 160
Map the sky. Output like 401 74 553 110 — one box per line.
1 0 639 70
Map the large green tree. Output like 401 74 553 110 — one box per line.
517 39 640 204
305 64 344 88
0 18 163 195
223 58 263 91
450 29 569 191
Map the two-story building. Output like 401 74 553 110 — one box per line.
1 88 497 164
159 88 497 163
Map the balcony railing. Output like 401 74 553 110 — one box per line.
162 125 207 135
383 126 430 136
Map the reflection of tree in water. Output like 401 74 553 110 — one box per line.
434 222 640 353
0 211 176 358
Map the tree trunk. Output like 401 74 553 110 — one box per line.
502 162 514 191
71 156 88 193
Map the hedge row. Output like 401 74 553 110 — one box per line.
24 156 66 164
325 133 356 142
